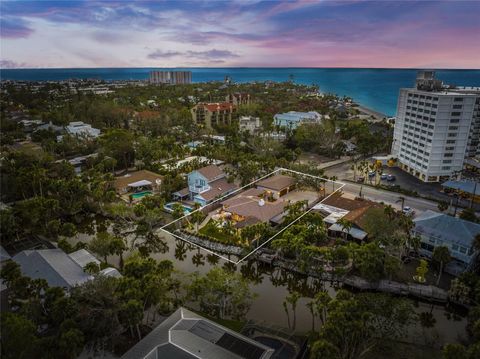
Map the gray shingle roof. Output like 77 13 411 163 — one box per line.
13 249 92 289
414 210 480 247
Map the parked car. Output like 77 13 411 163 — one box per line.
387 174 396 181
380 173 388 180
357 176 365 183
402 206 415 216
368 171 376 177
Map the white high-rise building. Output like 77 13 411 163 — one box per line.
391 71 480 182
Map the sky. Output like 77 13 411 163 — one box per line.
1 0 479 69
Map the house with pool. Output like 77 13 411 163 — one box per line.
114 170 164 203
173 164 238 207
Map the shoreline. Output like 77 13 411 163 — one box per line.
354 103 390 120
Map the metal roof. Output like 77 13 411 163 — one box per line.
414 210 480 247
121 307 274 359
13 249 92 289
68 249 100 268
328 223 368 240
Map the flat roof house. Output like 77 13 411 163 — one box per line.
174 165 238 206
121 307 274 359
256 174 296 200
413 210 480 275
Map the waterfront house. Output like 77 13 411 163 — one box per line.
12 248 121 291
121 307 274 359
220 188 288 228
256 174 296 200
173 164 238 206
273 111 322 130
413 210 480 275
114 170 164 202
13 249 94 290
313 192 382 241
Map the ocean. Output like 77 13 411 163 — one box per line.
1 68 479 116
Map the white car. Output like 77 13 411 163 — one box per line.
402 206 415 216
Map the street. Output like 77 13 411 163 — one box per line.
322 159 473 215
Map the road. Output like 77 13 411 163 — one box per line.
341 181 442 213
323 160 445 214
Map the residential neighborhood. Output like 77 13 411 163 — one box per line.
1 3 480 356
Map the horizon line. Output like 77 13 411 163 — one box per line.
1 66 479 71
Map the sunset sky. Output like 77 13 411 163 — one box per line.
1 0 479 69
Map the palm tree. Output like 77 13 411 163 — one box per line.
284 291 301 330
384 205 396 221
336 218 353 241
432 246 451 286
306 301 316 332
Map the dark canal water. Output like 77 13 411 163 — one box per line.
72 219 467 346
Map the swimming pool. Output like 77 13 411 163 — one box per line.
164 202 193 214
131 191 152 200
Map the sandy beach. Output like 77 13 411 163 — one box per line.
355 103 388 121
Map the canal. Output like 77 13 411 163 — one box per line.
73 219 467 347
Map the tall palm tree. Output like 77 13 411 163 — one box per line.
433 246 451 286
336 218 353 241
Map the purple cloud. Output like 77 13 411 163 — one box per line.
147 49 239 61
0 17 34 38
0 59 27 68
147 50 183 59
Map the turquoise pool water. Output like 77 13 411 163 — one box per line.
131 191 152 199
164 202 193 214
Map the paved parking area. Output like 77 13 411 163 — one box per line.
283 189 319 206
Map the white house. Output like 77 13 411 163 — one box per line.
239 116 261 134
65 121 101 138
274 111 322 129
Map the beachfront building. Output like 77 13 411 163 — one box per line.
114 170 164 202
121 307 274 359
239 115 262 134
65 121 101 138
273 111 322 130
391 71 480 182
226 92 251 106
173 164 238 206
149 70 192 84
191 102 237 129
413 210 480 275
